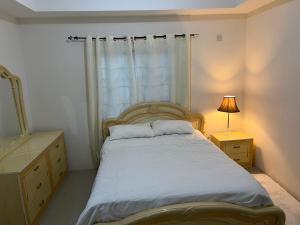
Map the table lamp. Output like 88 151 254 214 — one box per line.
217 96 240 128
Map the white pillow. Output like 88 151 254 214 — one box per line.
109 123 154 141
152 120 194 136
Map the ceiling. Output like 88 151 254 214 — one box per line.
0 0 278 19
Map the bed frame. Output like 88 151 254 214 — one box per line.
100 102 285 225
102 102 204 140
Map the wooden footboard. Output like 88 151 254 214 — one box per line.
95 202 285 225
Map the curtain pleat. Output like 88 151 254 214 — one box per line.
186 34 192 110
134 35 170 102
99 36 136 119
167 34 191 109
85 36 100 166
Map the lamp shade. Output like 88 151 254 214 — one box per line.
217 96 240 113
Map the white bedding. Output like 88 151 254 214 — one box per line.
76 130 272 225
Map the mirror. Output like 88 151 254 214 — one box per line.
0 78 20 141
0 65 29 159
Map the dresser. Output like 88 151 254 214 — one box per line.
0 131 68 225
210 132 253 169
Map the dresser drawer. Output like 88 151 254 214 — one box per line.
49 137 65 164
52 156 67 186
22 156 50 204
26 173 51 224
22 155 51 224
224 140 249 155
49 137 67 187
0 131 67 225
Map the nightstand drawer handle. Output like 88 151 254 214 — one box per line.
55 144 60 148
234 158 241 162
57 157 62 163
233 146 241 149
59 171 64 177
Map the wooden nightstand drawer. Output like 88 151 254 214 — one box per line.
228 152 248 163
210 132 253 169
224 141 249 155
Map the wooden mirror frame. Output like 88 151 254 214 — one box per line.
0 65 30 158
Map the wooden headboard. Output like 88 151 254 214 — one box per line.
102 102 204 140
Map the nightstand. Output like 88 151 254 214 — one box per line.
210 132 253 169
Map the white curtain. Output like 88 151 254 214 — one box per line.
96 36 137 119
85 34 191 163
134 34 191 108
85 36 99 165
167 34 191 109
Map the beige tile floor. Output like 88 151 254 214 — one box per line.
38 169 300 225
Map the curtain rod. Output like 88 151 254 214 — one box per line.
67 33 199 41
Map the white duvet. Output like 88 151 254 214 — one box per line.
76 131 272 225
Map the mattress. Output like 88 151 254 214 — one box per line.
76 130 272 225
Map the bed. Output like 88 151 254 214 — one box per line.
76 102 285 225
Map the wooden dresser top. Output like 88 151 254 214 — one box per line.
0 131 63 174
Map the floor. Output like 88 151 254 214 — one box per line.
38 170 96 225
38 169 300 225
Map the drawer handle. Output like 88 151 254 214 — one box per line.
59 171 64 177
55 144 60 148
36 182 42 190
57 158 62 163
33 165 40 171
39 200 45 207
234 158 241 162
233 146 241 149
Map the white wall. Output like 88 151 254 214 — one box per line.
19 17 246 170
244 0 300 200
0 18 32 131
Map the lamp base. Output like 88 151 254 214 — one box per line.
227 112 230 129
